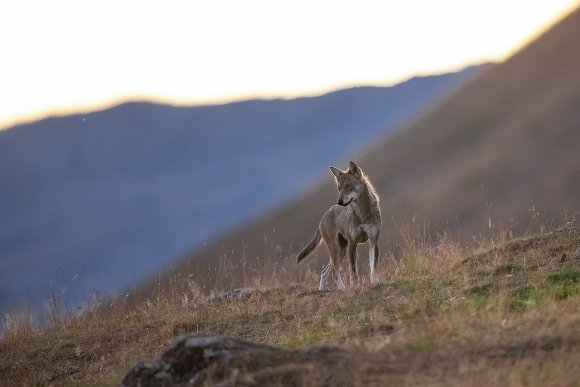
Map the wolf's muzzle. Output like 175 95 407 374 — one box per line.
337 197 353 206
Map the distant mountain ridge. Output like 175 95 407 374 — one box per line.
145 7 580 299
0 66 482 322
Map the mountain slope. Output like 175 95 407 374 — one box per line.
155 7 580 295
0 67 480 319
2 229 578 385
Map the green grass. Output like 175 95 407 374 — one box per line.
494 262 522 275
1 228 579 386
406 338 436 352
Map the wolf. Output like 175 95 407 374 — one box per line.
296 161 381 290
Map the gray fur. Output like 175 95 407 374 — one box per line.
297 161 381 289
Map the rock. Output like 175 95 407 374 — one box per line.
574 249 580 260
446 296 466 304
208 287 257 302
122 334 344 386
123 335 273 386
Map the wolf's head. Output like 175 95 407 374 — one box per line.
329 161 365 206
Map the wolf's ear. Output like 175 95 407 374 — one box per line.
348 161 362 177
330 166 343 179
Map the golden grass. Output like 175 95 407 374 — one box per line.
1 227 578 385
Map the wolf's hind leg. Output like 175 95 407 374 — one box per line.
319 262 333 290
328 241 346 290
319 262 346 290
335 266 346 289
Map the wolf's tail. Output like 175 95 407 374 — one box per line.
296 228 322 263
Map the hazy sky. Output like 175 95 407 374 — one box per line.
1 0 578 129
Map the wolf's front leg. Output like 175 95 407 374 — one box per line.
347 244 359 287
369 241 380 285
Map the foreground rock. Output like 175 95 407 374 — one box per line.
122 334 344 386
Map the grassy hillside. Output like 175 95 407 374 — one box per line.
0 67 480 321
1 228 578 385
145 6 580 300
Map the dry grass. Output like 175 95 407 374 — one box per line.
1 227 578 385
